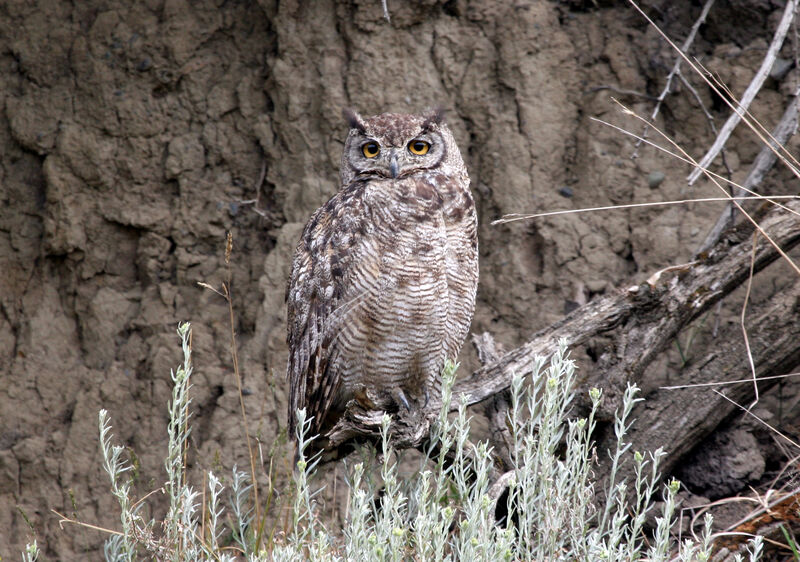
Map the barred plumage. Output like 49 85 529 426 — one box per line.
286 109 478 450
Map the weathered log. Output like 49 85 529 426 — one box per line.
452 199 800 420
456 199 800 489
472 332 514 472
597 277 800 486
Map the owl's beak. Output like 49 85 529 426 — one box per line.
389 152 399 178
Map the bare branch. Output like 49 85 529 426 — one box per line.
627 0 800 183
687 0 798 184
697 86 800 253
633 0 716 156
598 278 800 489
452 200 800 415
472 333 514 471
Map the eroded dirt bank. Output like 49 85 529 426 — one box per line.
1 0 798 557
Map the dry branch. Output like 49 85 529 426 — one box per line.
595 276 800 488
687 0 798 185
452 200 800 419
472 332 514 472
634 0 716 156
698 87 800 253
460 201 800 491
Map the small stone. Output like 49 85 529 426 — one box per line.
136 57 152 71
770 57 793 81
558 186 574 198
157 68 175 85
648 171 665 189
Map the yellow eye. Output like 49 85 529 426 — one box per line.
362 142 380 158
408 139 430 155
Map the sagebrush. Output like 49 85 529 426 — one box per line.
51 323 764 561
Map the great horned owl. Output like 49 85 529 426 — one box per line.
286 109 478 452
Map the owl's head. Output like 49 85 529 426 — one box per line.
340 109 464 186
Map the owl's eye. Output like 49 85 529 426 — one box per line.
362 142 380 158
408 139 430 155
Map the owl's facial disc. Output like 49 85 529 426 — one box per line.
341 112 454 185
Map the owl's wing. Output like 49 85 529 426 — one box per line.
285 190 384 440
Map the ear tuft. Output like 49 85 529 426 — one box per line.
342 108 367 133
421 106 446 130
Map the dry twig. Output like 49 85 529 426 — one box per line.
633 0 716 156
697 85 800 253
687 0 799 184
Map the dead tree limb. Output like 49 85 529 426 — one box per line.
697 87 800 253
596 278 800 486
463 200 800 497
633 0 716 156
452 199 800 418
472 332 514 471
687 0 798 185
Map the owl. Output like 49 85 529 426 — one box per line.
286 108 478 454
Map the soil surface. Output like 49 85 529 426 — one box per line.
1 0 799 557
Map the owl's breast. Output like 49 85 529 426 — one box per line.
330 172 477 410
342 232 450 408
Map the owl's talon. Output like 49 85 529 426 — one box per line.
392 388 412 411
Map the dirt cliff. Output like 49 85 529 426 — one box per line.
1 0 798 557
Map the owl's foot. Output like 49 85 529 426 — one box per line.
354 387 378 409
